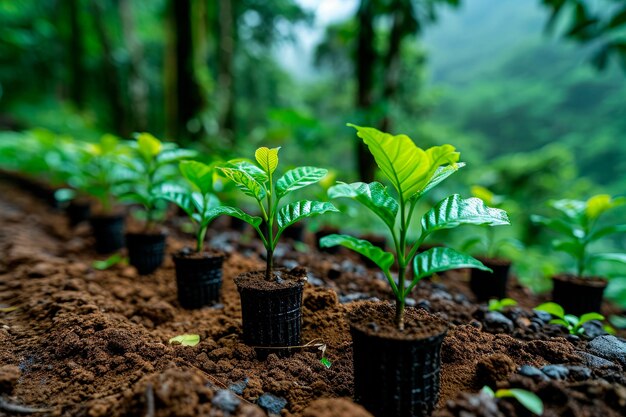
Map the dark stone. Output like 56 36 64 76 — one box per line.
577 351 620 369
567 365 592 380
258 393 288 415
453 293 469 303
581 320 609 340
518 365 548 381
533 310 552 323
483 311 514 334
339 293 374 304
416 299 431 312
542 364 569 380
431 289 453 301
228 378 248 395
566 334 581 343
306 273 324 287
588 335 626 366
212 389 240 412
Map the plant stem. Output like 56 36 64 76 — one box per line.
196 225 207 253
395 297 406 331
266 247 273 280
395 198 407 330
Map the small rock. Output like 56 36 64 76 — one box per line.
518 365 548 381
258 393 287 415
566 334 581 343
577 351 619 369
212 389 240 412
431 289 453 301
367 322 379 332
483 311 514 334
416 299 431 312
306 273 324 287
542 364 569 380
339 293 372 304
405 298 416 307
588 335 626 366
567 365 592 380
470 320 482 330
533 310 552 323
453 293 468 303
229 378 249 395
581 320 609 339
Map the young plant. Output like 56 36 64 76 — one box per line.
161 160 220 252
214 147 338 280
531 195 626 277
534 302 610 335
488 298 518 312
462 185 524 258
481 386 543 416
321 125 510 329
120 133 197 230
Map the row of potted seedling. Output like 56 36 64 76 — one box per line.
2 125 624 417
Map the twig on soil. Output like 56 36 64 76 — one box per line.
182 364 255 406
249 338 327 353
144 383 155 417
0 397 52 414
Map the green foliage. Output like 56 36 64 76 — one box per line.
532 194 626 277
481 386 544 416
322 125 509 329
168 334 200 347
488 298 518 312
216 146 337 279
92 253 126 271
534 302 609 335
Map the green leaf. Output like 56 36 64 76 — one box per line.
481 386 495 397
180 160 214 194
328 182 398 230
416 163 465 199
254 147 280 175
591 253 626 264
218 167 266 200
578 312 605 325
92 253 125 270
585 194 626 220
549 318 570 328
168 334 200 347
136 133 162 162
531 215 579 237
497 389 544 416
204 206 263 228
320 357 332 369
320 234 394 272
588 224 626 241
276 166 328 198
552 240 583 258
412 247 491 283
160 189 197 218
499 298 518 308
277 201 338 234
348 124 459 201
231 160 268 184
609 314 626 329
535 302 565 319
157 148 198 166
421 195 510 236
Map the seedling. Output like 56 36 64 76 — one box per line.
161 160 220 252
92 253 127 270
488 298 518 312
534 302 609 335
481 386 544 416
120 133 197 231
168 334 200 346
531 195 626 277
321 125 510 329
214 147 338 280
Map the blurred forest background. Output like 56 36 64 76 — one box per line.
0 0 625 292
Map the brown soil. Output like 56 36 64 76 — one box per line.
348 302 448 339
553 274 608 288
0 180 624 417
234 269 307 291
477 256 513 267
173 247 226 260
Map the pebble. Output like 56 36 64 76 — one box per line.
405 298 416 307
431 289 453 301
483 311 514 334
339 293 373 304
541 364 569 380
518 365 548 381
258 393 287 415
367 322 380 332
588 336 626 366
212 389 240 412
306 273 324 287
453 293 468 303
577 351 619 369
416 299 431 312
567 365 592 380
581 320 609 339
228 378 248 395
533 310 552 323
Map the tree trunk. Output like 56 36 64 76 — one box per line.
67 0 85 108
356 0 377 182
119 0 149 131
218 0 237 144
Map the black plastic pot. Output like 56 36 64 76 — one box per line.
90 214 125 254
173 250 225 309
350 304 448 417
469 257 511 302
235 270 305 357
552 274 607 316
65 200 91 227
126 232 167 275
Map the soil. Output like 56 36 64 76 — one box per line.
348 302 448 339
234 269 307 291
174 247 226 260
553 274 608 288
0 180 624 417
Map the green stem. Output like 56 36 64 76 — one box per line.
196 225 207 253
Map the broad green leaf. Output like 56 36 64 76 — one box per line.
328 182 398 230
204 206 263 228
254 147 280 175
415 163 465 199
218 167 266 200
591 253 626 264
564 314 579 327
549 199 586 221
585 194 626 220
470 185 494 206
481 386 496 397
348 124 459 201
412 247 490 283
531 215 581 238
230 161 268 184
277 200 338 233
578 312 605 325
92 253 125 270
276 166 328 198
552 240 583 258
320 357 332 369
498 389 544 416
421 195 510 236
488 299 500 311
588 224 626 241
609 315 626 329
499 298 518 308
137 133 162 162
168 334 200 346
180 160 214 194
534 302 565 319
320 234 394 272
549 318 570 328
160 189 202 219
157 148 198 166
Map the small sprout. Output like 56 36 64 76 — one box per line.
481 386 544 416
92 253 126 270
534 302 606 335
609 314 626 329
320 357 332 369
168 334 200 346
488 298 518 312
